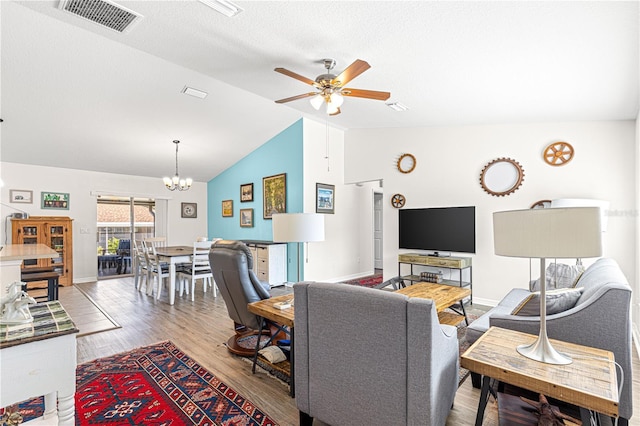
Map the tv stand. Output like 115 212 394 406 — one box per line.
398 253 472 303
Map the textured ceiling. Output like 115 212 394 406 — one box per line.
1 1 638 182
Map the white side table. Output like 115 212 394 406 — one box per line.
0 301 78 425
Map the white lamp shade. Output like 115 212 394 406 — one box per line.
272 213 325 243
550 198 609 232
309 94 324 110
493 207 602 258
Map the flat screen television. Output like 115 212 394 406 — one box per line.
398 206 476 254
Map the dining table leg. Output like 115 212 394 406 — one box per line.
169 261 176 305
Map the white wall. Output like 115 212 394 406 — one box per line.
634 112 640 350
345 121 637 306
301 118 377 281
0 162 208 283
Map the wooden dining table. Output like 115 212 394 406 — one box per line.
154 245 192 305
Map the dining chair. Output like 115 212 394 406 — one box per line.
177 241 216 301
144 236 167 249
133 240 149 292
116 239 132 274
142 240 170 299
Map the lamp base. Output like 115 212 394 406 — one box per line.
517 335 572 365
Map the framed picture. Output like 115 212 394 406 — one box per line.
181 202 197 218
316 183 335 214
222 199 233 217
263 173 286 219
240 183 254 202
41 191 69 210
240 208 254 227
10 189 33 204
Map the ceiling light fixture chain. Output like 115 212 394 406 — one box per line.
325 117 331 172
163 140 193 191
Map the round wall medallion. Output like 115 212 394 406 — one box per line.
530 199 551 209
479 157 525 197
391 193 406 208
543 141 574 166
396 153 416 174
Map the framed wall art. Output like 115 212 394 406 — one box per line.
240 208 254 227
240 183 254 202
10 189 33 204
316 183 335 214
181 202 197 218
222 199 233 217
263 173 286 219
41 191 69 210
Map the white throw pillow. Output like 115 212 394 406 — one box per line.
511 287 584 316
529 262 585 291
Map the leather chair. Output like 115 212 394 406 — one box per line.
294 281 459 426
209 240 286 360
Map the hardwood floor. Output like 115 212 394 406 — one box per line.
66 278 639 426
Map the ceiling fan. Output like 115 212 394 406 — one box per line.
274 59 390 116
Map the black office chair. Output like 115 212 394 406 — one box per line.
209 240 288 368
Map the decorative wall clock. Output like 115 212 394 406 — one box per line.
479 157 525 197
181 202 197 218
396 153 416 174
391 193 406 208
543 142 574 166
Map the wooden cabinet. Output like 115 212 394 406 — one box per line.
245 242 287 286
11 216 73 286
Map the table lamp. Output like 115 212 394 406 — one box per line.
272 213 325 282
493 207 602 364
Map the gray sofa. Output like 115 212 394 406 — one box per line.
294 281 459 426
466 258 633 425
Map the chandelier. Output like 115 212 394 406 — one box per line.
163 140 193 191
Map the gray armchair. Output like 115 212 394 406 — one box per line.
209 240 272 356
294 281 459 426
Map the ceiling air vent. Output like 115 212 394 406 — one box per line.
58 0 143 33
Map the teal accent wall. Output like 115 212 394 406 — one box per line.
207 119 303 281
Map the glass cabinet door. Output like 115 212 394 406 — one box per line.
19 224 41 267
49 224 65 275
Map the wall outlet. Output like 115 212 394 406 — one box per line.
80 227 91 234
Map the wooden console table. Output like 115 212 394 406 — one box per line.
461 327 619 425
0 301 79 425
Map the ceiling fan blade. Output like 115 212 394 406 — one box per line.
275 92 318 104
274 67 316 86
341 88 391 101
331 59 370 87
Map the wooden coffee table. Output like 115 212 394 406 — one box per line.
247 282 471 396
394 282 471 326
461 327 619 425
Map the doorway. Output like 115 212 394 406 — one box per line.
96 196 156 279
373 192 383 270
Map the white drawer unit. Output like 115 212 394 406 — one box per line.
245 242 287 286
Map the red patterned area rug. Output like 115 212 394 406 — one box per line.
343 272 383 288
4 341 278 425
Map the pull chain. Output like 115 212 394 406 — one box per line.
325 118 330 172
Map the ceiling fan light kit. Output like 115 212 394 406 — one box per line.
163 140 193 191
275 58 390 115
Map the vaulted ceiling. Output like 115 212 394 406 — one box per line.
2 1 638 182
